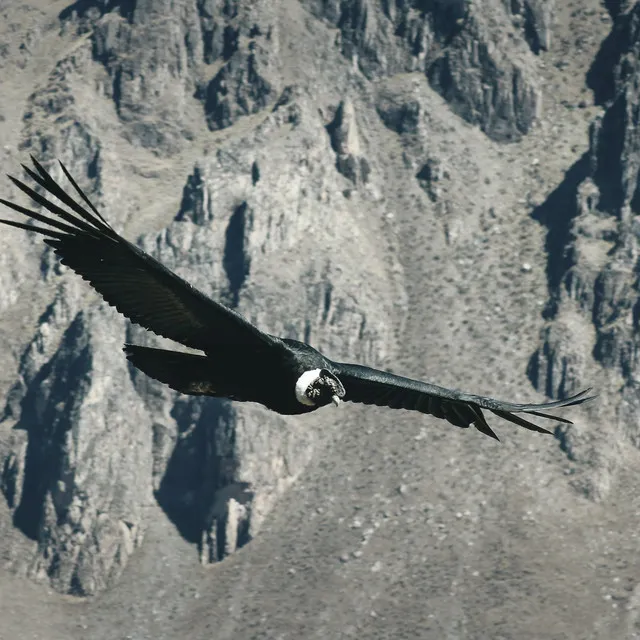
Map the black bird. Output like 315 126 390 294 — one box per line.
0 158 594 440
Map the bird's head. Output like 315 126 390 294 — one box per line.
295 368 346 408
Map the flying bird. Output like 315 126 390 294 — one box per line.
0 157 593 440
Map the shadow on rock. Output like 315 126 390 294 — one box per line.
154 396 253 560
5 322 93 540
59 0 135 23
530 154 590 311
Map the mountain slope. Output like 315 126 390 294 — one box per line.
2 1 640 639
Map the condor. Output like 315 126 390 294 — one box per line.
0 158 593 440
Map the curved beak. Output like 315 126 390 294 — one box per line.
331 395 342 407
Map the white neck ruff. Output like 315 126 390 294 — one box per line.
295 369 322 406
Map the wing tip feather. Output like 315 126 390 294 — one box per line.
474 421 501 441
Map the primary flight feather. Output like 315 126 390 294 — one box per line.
0 157 594 440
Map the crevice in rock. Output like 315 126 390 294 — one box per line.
591 101 626 214
522 2 542 54
322 283 333 324
69 570 84 597
223 201 252 308
554 424 577 462
530 154 589 316
156 397 250 554
197 0 239 64
175 166 208 225
1 453 20 509
587 9 633 105
222 26 240 61
112 66 123 116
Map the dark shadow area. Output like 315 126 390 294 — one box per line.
631 169 640 214
376 98 421 135
604 0 632 20
530 154 590 315
155 397 239 544
586 8 634 105
430 0 468 41
59 0 136 24
223 202 252 307
251 160 260 186
525 346 540 394
197 0 239 64
394 0 466 47
222 26 240 61
586 29 619 105
203 69 232 131
325 104 342 152
112 67 123 115
591 96 627 214
522 2 542 54
6 315 92 540
175 166 207 224
87 149 100 179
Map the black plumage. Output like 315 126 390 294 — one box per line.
0 158 594 440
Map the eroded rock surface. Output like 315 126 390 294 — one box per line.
0 15 400 590
0 0 628 620
530 4 640 499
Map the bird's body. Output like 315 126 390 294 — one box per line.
0 158 594 440
127 337 335 415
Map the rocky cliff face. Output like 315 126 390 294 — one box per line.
304 0 542 141
0 0 405 595
0 0 629 611
2 301 152 595
528 2 640 499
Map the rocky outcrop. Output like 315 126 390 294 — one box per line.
2 303 152 596
530 3 640 499
376 96 421 135
415 157 448 202
0 69 400 591
55 0 543 146
57 0 280 149
198 2 280 130
0 0 575 596
203 39 276 131
507 0 555 53
306 0 541 141
426 1 541 142
85 1 204 152
326 99 371 184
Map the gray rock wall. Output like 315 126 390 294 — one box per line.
0 0 403 594
0 0 626 601
305 0 542 141
529 3 640 499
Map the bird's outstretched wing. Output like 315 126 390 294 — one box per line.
331 362 594 440
0 157 274 352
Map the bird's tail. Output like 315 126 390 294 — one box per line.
124 344 220 396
